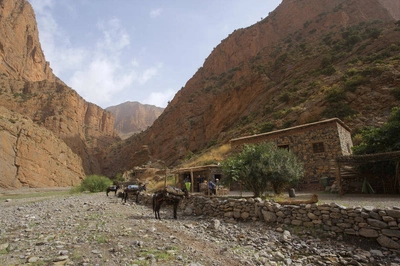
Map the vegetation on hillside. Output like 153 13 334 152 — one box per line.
197 19 400 150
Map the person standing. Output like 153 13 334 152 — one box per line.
209 180 216 195
185 177 191 192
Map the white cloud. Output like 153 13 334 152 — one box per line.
69 58 136 105
30 0 54 14
96 18 130 53
150 8 163 18
31 0 86 77
143 89 175 108
68 19 164 106
138 63 162 84
31 1 163 108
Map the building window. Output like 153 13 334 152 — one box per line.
312 142 325 153
278 144 290 151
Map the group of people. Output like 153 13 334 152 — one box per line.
184 176 221 195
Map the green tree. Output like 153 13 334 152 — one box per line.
221 143 304 196
267 147 305 194
353 107 400 154
352 107 400 191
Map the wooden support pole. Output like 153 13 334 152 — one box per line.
335 161 343 195
190 169 194 193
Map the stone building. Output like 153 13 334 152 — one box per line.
230 118 353 190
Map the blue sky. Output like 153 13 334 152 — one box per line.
29 0 282 109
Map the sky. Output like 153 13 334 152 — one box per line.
29 0 282 109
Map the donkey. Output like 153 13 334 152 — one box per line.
122 184 147 203
106 184 120 196
152 186 189 219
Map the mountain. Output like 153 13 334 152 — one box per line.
0 0 119 188
106 102 164 139
101 0 400 177
1 0 400 187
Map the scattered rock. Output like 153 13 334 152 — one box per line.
0 193 398 266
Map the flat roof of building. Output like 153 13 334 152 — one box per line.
171 164 221 174
230 118 351 143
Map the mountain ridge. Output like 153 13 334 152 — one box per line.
106 101 164 139
1 0 400 187
101 0 400 177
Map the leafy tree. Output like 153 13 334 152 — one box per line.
352 107 400 188
267 147 305 194
353 107 400 154
221 143 304 196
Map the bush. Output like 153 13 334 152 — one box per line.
322 102 357 120
279 92 291 103
320 65 336 76
344 75 369 91
325 87 346 102
258 121 275 133
74 175 113 193
391 87 400 100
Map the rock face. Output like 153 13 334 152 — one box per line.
106 101 164 139
103 0 400 175
0 0 119 188
0 0 54 81
0 106 85 188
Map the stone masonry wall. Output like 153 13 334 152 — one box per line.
140 194 400 251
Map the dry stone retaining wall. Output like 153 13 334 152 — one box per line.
141 194 400 251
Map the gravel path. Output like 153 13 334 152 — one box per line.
1 192 400 265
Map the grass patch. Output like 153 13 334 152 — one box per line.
182 144 232 167
94 234 107 244
0 190 70 203
133 247 178 265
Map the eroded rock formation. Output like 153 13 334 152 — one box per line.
0 106 85 188
106 101 164 139
0 0 119 188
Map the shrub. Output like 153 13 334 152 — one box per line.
320 65 336 76
279 92 291 103
320 56 333 68
322 102 357 119
259 121 275 133
344 75 369 91
391 87 400 100
325 87 346 102
365 28 382 39
76 175 113 193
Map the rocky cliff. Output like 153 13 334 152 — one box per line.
0 0 119 188
102 0 400 176
0 106 85 188
0 0 54 82
106 101 164 139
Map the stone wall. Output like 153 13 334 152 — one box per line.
140 193 400 251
